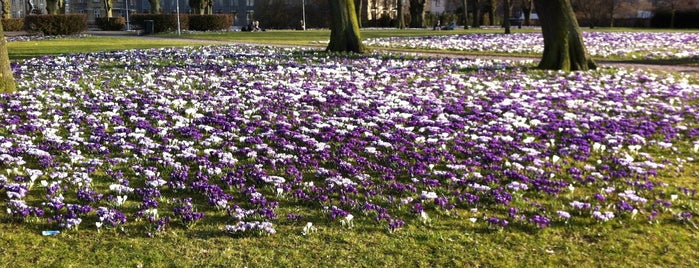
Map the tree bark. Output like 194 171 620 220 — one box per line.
409 0 426 28
149 0 162 14
472 0 480 27
2 0 11 19
0 20 16 93
104 0 113 17
503 0 511 33
355 0 363 28
534 0 597 71
46 0 59 14
522 0 532 26
488 0 497 25
397 0 405 29
327 0 367 53
462 0 469 28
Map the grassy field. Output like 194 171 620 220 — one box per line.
2 30 699 267
2 213 698 267
6 36 198 60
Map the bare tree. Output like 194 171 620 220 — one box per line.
534 0 597 71
356 0 364 28
571 0 609 28
462 0 469 27
409 0 427 28
486 0 498 25
472 0 481 27
1 0 11 19
328 0 367 53
149 0 162 14
521 0 533 25
503 0 511 33
397 0 406 29
653 0 696 28
103 0 113 17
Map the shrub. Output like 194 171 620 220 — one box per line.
96 17 125 31
188 15 232 31
2 18 25 31
131 14 189 33
24 15 87 35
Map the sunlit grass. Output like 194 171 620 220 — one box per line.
6 37 199 60
2 30 699 267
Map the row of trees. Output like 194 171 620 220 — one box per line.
328 0 596 72
247 0 694 30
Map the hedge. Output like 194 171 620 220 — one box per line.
96 17 126 31
188 15 232 31
130 14 189 33
24 14 87 35
2 18 25 31
651 9 699 28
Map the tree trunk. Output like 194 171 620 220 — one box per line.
472 0 480 27
149 0 162 14
487 0 495 25
522 0 532 26
462 0 469 28
534 0 597 71
409 0 426 28
0 21 16 93
355 0 363 28
104 0 113 18
327 0 367 53
397 0 405 29
503 0 511 34
670 8 676 28
2 0 11 19
609 1 615 27
46 0 59 14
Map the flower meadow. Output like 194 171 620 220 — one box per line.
365 32 699 60
1 44 699 238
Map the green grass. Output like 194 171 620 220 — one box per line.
159 28 542 46
7 36 200 60
3 29 699 266
3 210 699 266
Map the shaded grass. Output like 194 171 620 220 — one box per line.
2 211 698 267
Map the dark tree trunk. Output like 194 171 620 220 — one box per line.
503 0 511 34
1 0 10 19
46 0 59 14
0 20 15 93
472 0 480 27
149 0 162 14
327 0 367 53
487 0 496 25
355 0 363 28
397 0 405 29
409 0 426 28
534 0 597 71
522 0 532 26
462 0 469 28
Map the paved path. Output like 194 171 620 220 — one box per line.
92 31 699 78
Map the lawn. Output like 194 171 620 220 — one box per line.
6 36 198 60
1 32 699 266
